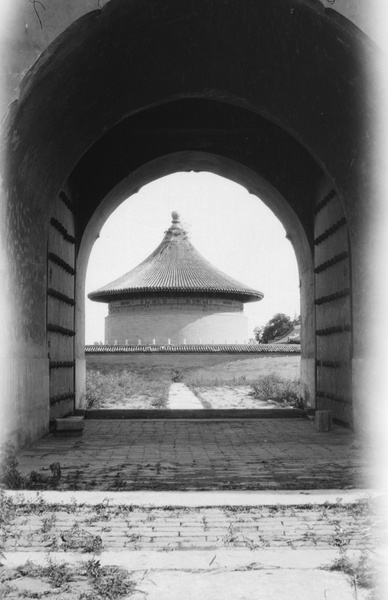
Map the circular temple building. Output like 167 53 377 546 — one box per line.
89 212 263 345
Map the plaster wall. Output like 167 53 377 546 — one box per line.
351 357 386 488
0 357 49 447
105 310 248 345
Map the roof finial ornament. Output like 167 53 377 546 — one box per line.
171 211 180 224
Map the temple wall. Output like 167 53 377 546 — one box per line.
105 310 249 345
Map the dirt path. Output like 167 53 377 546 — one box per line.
194 386 283 409
167 383 203 409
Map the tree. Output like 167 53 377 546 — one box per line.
253 325 263 343
254 313 293 344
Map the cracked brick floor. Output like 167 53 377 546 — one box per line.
15 419 370 491
1 497 380 553
1 492 386 600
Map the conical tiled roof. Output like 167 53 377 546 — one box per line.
89 212 263 303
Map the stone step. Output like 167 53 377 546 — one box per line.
81 409 306 420
55 416 85 436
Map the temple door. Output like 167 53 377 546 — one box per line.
314 189 353 425
47 190 76 421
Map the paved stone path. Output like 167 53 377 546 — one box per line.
1 494 379 553
167 383 203 409
15 419 370 491
1 491 386 599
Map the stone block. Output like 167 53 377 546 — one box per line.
315 410 332 432
54 429 84 437
55 416 84 436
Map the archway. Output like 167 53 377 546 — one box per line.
2 0 376 445
76 151 314 413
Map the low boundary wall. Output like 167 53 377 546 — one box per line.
85 344 300 371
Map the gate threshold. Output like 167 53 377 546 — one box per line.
77 408 306 420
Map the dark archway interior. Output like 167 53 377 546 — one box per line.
69 99 323 245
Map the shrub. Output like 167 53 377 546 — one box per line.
251 374 303 408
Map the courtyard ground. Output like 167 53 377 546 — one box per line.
87 355 301 410
1 489 387 599
2 377 387 599
13 419 369 492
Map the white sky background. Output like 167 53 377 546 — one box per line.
85 172 300 344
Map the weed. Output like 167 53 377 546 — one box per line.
86 371 106 409
171 369 183 382
250 374 302 408
17 557 73 588
0 442 62 491
113 472 127 489
41 513 57 533
82 559 137 598
11 558 139 599
60 523 103 554
0 442 25 489
28 462 62 490
0 582 13 598
222 523 261 550
323 550 378 591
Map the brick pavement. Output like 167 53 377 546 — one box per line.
15 419 370 491
0 494 381 554
1 491 385 600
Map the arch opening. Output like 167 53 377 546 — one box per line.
85 171 301 348
75 153 316 414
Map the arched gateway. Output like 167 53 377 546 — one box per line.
89 212 263 345
0 0 381 446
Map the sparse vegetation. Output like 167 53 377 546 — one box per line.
180 359 302 409
85 356 301 409
8 557 138 599
181 356 300 388
17 558 73 589
0 442 62 490
250 373 303 408
82 559 137 599
0 496 382 598
86 368 171 409
323 550 379 595
0 442 25 489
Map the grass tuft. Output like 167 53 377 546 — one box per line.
0 442 62 490
250 374 303 408
86 369 171 409
323 550 378 591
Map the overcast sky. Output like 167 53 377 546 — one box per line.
85 172 300 344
